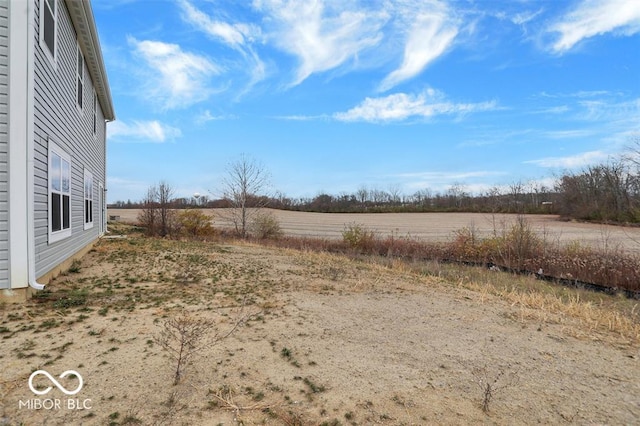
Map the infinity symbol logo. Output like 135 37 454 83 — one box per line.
28 370 84 396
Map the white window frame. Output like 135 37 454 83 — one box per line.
84 169 94 230
76 43 84 111
39 0 57 67
48 140 72 243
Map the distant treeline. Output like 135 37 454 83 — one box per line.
110 146 640 224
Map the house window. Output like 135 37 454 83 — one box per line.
49 141 71 243
40 0 57 62
84 169 94 229
77 45 84 110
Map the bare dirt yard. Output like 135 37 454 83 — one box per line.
1 225 639 425
108 208 640 253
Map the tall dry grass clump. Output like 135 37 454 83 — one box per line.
341 222 377 252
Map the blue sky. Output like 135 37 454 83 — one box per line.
94 0 640 203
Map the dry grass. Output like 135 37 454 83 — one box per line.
264 231 640 345
3 223 639 425
58 222 640 345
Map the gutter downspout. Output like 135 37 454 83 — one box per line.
26 1 44 290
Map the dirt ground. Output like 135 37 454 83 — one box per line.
109 208 640 253
1 230 638 425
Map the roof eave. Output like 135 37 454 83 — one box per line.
65 0 115 122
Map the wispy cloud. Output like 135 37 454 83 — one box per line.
536 90 614 99
254 0 387 86
128 37 221 110
396 170 507 194
533 105 571 115
178 0 266 92
334 88 497 123
547 0 640 53
195 110 238 124
108 120 182 143
525 150 609 168
543 129 595 139
379 1 459 91
576 97 640 123
178 0 260 48
511 8 544 26
397 170 505 181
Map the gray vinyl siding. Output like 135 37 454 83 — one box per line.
33 0 106 278
0 1 9 289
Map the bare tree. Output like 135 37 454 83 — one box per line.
387 183 402 205
138 185 159 236
157 181 175 237
356 185 369 205
137 181 175 236
447 182 468 208
220 155 271 238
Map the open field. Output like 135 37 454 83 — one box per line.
108 208 640 253
1 226 639 425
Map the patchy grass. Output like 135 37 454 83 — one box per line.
1 223 638 425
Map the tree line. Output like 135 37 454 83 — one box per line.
111 140 640 224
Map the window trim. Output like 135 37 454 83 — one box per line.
84 168 94 230
39 0 57 67
76 43 84 112
48 140 72 244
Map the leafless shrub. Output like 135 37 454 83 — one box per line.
472 364 518 413
138 185 159 236
154 308 255 385
458 355 519 413
250 211 283 239
500 215 542 270
155 314 214 385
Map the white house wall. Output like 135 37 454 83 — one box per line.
0 1 9 288
33 0 106 279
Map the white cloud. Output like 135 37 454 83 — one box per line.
511 8 544 26
398 170 504 181
548 0 640 53
396 170 507 194
577 97 640 122
178 1 266 93
175 1 461 92
534 105 570 115
178 0 260 48
128 37 220 110
108 120 182 143
525 150 609 168
195 110 238 124
379 2 459 91
543 129 594 139
334 89 497 123
253 0 387 86
537 90 614 99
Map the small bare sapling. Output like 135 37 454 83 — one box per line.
155 308 255 385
